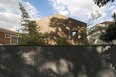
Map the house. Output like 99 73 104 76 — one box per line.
97 21 115 27
36 14 87 45
87 21 116 45
0 27 19 45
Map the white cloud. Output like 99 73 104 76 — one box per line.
112 8 116 14
108 6 115 11
49 0 69 15
23 2 41 20
0 0 20 12
108 17 113 21
49 0 109 22
0 12 20 30
0 12 19 23
0 0 40 31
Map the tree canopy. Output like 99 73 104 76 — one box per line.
19 2 31 32
94 0 115 7
18 2 47 45
100 13 116 45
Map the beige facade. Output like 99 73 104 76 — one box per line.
87 21 116 45
36 14 87 45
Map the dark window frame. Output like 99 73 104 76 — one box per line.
72 30 78 39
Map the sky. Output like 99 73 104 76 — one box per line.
0 0 116 31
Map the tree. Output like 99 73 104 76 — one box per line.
87 10 102 29
19 2 31 32
19 2 47 45
100 13 116 45
112 12 116 23
26 21 48 45
18 21 47 45
94 0 115 7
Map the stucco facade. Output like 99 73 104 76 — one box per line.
87 21 116 45
36 14 87 45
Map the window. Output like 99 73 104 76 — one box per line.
72 30 83 39
10 36 18 44
72 31 78 38
5 34 10 38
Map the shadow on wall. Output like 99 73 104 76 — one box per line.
0 46 116 77
0 46 39 77
44 17 87 45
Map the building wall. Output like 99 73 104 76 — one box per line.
36 14 87 45
87 23 115 45
0 32 18 45
0 32 10 44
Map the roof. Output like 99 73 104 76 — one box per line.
0 27 19 35
100 21 115 24
37 14 87 25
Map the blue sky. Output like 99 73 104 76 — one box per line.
0 0 116 31
23 0 54 17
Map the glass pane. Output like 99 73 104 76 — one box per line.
72 31 78 38
11 36 17 43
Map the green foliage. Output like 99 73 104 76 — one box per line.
18 33 48 45
18 33 47 45
54 37 71 45
112 13 116 22
18 21 48 45
80 28 89 45
19 3 47 45
79 38 89 45
19 2 31 32
100 24 116 43
100 13 116 44
18 33 29 45
94 0 115 7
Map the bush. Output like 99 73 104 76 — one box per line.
54 37 71 45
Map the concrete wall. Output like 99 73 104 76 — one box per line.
36 14 87 45
0 46 116 77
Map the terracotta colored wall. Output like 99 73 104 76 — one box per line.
0 32 10 44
